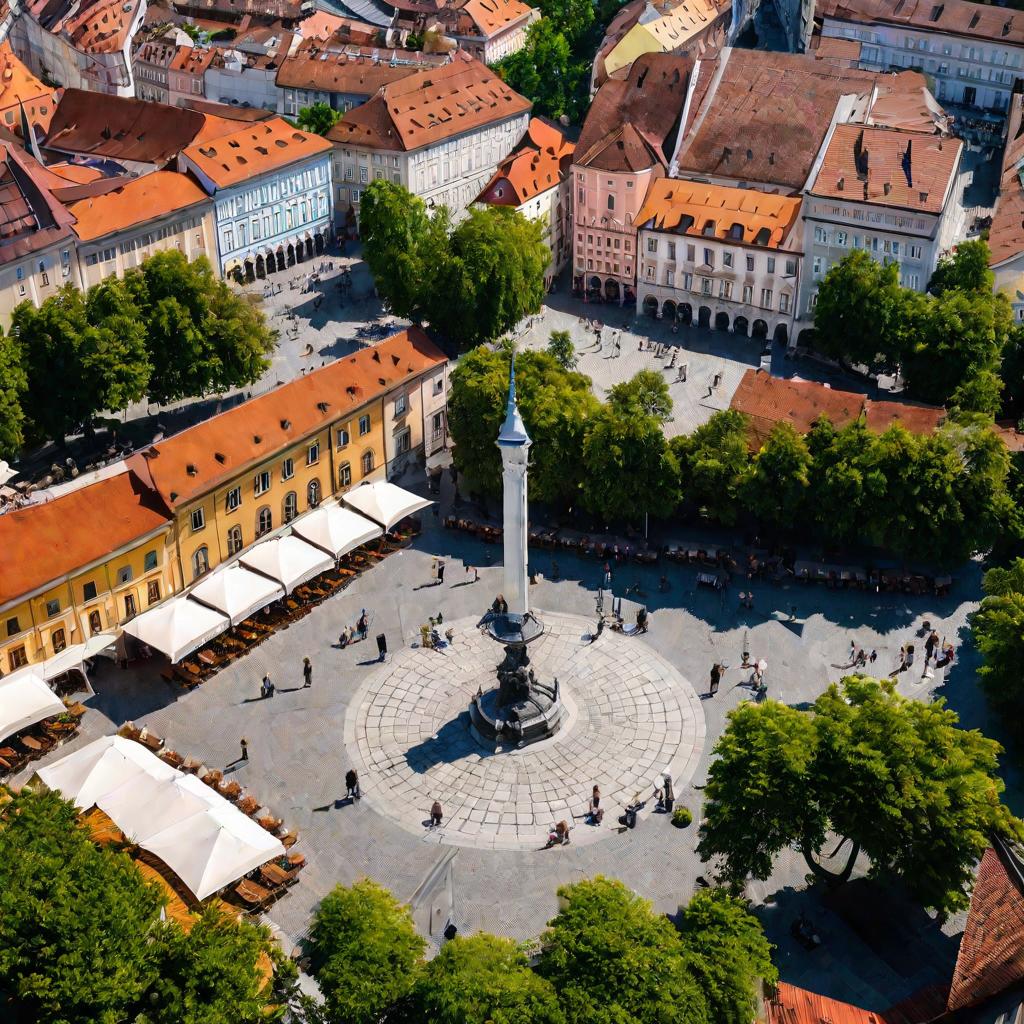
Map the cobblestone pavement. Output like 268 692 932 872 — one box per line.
345 613 704 850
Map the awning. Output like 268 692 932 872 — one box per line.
341 481 432 532
189 564 285 626
0 669 65 743
42 633 118 681
291 505 382 559
0 460 16 485
239 534 333 593
37 735 177 809
122 598 229 663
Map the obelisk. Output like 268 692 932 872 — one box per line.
496 357 531 619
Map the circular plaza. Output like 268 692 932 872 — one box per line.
343 611 705 850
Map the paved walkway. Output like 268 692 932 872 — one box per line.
345 612 704 850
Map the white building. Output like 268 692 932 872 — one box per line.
635 179 804 343
475 117 574 288
179 116 335 280
327 50 530 228
817 0 1024 113
801 122 965 318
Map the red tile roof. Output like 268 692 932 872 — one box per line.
814 34 863 61
182 116 332 188
128 328 446 509
948 844 1024 1012
327 50 530 152
809 124 961 215
730 369 945 447
169 44 217 76
0 41 59 138
62 0 141 55
988 93 1024 267
764 982 890 1024
476 117 573 206
0 471 170 607
275 42 446 94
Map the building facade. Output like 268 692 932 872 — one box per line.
179 116 334 279
133 37 178 104
989 94 1024 321
393 0 538 64
635 180 803 342
167 44 214 106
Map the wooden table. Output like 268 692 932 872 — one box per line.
20 735 44 752
197 650 218 667
260 862 299 887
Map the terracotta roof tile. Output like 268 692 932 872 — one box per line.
297 11 380 43
818 0 1024 47
476 116 573 206
809 124 961 214
182 116 332 188
175 0 303 23
169 44 216 75
327 51 530 152
814 35 863 60
0 41 59 138
948 844 1024 1012
459 0 535 36
67 169 209 241
63 0 141 55
128 328 446 509
988 94 1024 266
276 42 447 94
0 470 170 607
764 982 890 1024
635 179 801 248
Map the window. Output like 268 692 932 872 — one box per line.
307 442 320 466
433 377 444 395
909 244 923 259
719 280 733 299
646 237 658 253
785 259 796 276
117 566 133 585
760 288 773 308
835 233 847 248
283 492 298 523
46 598 60 618
256 506 273 537
361 450 374 475
683 273 693 291
83 581 97 602
144 550 157 572
6 616 20 637
8 646 27 671
89 610 102 635
667 242 676 261
701 278 712 296
52 628 66 653
394 393 407 416
254 470 271 496
358 414 371 435
779 293 790 313
336 428 349 448
124 594 137 620
607 195 615 211
396 429 411 455
282 457 294 481
703 248 714 267
813 256 823 275
147 581 160 605
746 255 755 272
191 508 205 532
339 462 352 487
227 525 243 555
308 479 322 508
766 257 776 273
192 546 209 580
723 252 733 268
743 284 753 303
226 487 241 511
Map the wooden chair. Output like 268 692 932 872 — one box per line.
181 757 202 774
119 722 142 742
257 814 283 833
202 769 224 789
280 829 299 849
218 780 242 801
139 731 163 752
160 749 185 769
234 877 275 909
260 861 301 887
237 796 260 816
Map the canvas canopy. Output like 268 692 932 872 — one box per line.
42 633 117 681
239 534 333 593
39 737 284 900
189 563 285 626
0 668 65 743
341 481 432 532
122 598 229 663
291 504 382 558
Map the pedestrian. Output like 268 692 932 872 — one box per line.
430 800 443 827
260 674 274 699
345 768 360 801
240 737 248 761
657 771 674 812
357 609 368 640
709 662 722 696
303 657 312 688
855 648 867 668
925 629 939 665
869 649 878 664
588 785 603 824
849 640 857 665
437 559 446 585
547 820 571 846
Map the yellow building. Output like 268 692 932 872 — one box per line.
0 470 174 673
128 328 448 585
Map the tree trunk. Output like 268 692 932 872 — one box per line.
801 838 860 887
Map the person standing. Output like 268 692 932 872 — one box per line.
240 737 249 762
437 559 446 585
430 800 443 827
303 657 313 688
709 663 722 696
357 610 368 640
925 630 940 665
588 785 603 824
345 768 360 801
261 674 274 699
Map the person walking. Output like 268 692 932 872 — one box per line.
925 629 940 665
302 657 313 688
588 785 603 824
261 674 274 699
848 640 857 665
429 800 443 827
345 768 360 801
709 663 722 696
869 649 878 664
240 737 248 762
437 560 446 585
357 610 368 640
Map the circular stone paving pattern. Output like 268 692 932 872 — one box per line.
343 612 705 851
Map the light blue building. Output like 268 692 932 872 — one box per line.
179 116 335 281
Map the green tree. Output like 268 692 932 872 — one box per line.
672 410 750 526
677 889 777 1024
399 934 563 1024
929 239 994 295
547 329 577 370
741 422 811 527
496 20 585 123
974 558 1024 733
84 275 152 411
429 207 549 348
535 0 594 43
607 368 673 423
999 321 1024 422
141 908 288 1024
447 346 597 505
308 879 425 1024
295 102 341 136
581 401 680 522
699 678 1022 915
805 418 877 545
539 877 709 1024
0 324 27 458
813 250 922 372
0 788 165 1023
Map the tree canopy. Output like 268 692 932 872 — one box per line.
0 325 27 459
496 20 588 123
672 410 751 526
698 677 1022 915
295 102 341 136
547 329 577 370
974 558 1024 735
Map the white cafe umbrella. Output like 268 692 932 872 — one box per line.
0 668 65 744
239 534 333 593
341 480 432 532
189 564 285 626
291 505 382 558
122 598 229 664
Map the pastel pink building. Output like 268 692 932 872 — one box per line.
571 53 692 304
